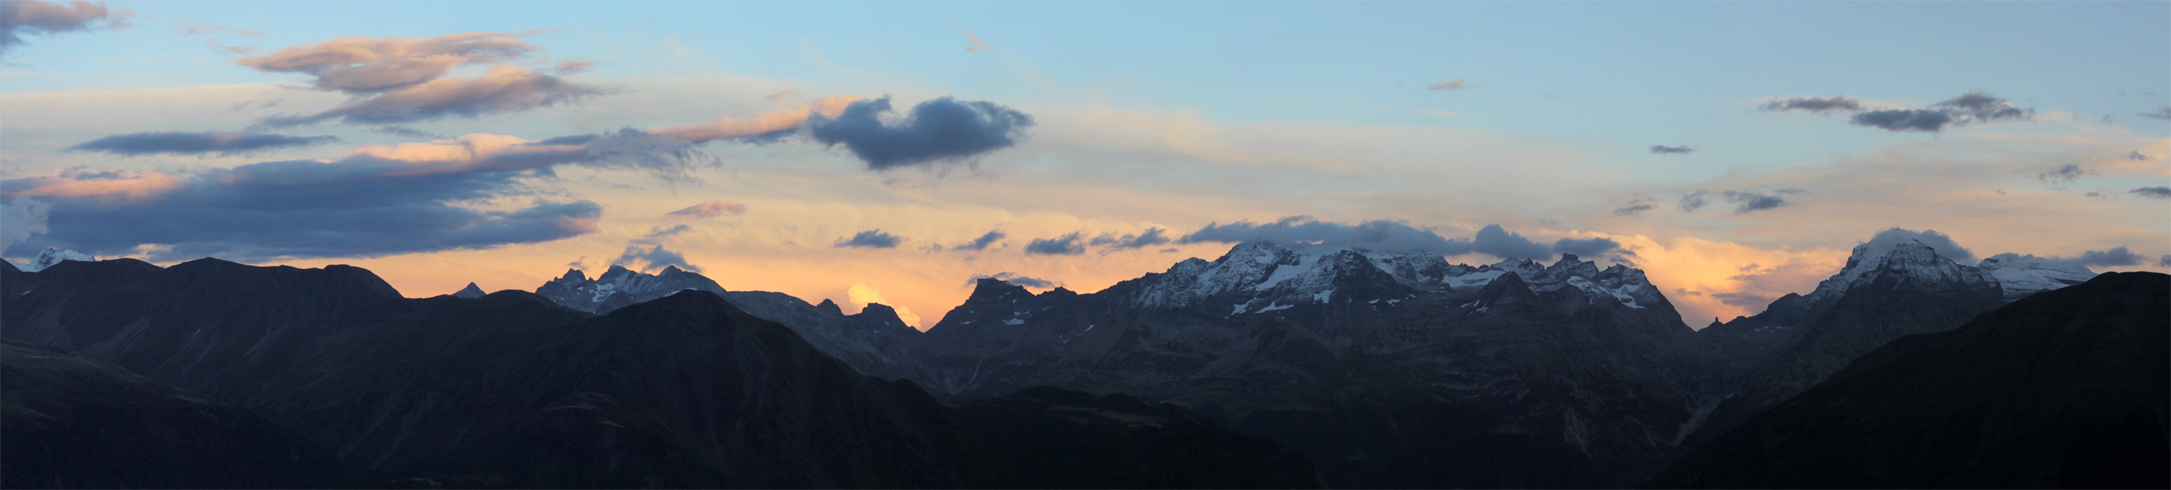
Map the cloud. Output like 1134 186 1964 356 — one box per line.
179 23 263 38
1862 228 1976 263
236 32 541 93
1 0 135 55
1649 145 1695 154
1089 227 1171 251
649 95 860 144
66 131 339 156
1719 189 1799 213
952 25 997 53
0 130 749 260
952 230 1004 252
1178 215 1359 245
806 96 1036 169
1613 199 1656 217
1470 224 1552 260
254 65 611 128
2131 187 2171 199
967 272 1055 289
1848 91 2030 133
1552 236 1636 262
612 244 700 273
548 58 594 75
202 38 257 56
834 229 903 249
1176 216 1581 260
372 125 442 138
1025 232 1085 255
2035 164 2088 185
1427 78 1468 91
1678 192 1709 212
1709 291 1773 308
0 197 51 255
2071 247 2143 267
2160 255 2171 268
2139 106 2171 120
2125 151 2150 161
1758 96 1864 114
665 199 746 219
844 283 920 326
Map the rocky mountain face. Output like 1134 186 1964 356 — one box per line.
1 339 343 489
451 282 486 298
1653 239 2016 478
1647 272 2168 489
534 264 727 314
21 247 92 272
0 258 1317 488
859 241 1717 486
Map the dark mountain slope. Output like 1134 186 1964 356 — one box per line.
1646 272 2169 489
0 259 1316 488
1 340 343 489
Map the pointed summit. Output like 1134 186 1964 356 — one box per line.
452 282 486 298
816 298 844 316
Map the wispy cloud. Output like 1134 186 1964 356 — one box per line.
1650 145 1695 154
1849 91 2030 133
834 229 903 249
951 25 997 53
2130 187 2171 199
67 131 339 156
1025 232 1085 255
1426 78 1469 91
1758 96 1863 114
665 199 746 219
1 0 137 55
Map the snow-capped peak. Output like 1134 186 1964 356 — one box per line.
23 248 93 272
1976 253 2095 301
1795 239 1998 309
1126 241 1664 312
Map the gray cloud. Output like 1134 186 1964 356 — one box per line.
1470 224 1552 260
2159 255 2171 267
1613 200 1655 217
1849 91 2030 133
2131 187 2171 199
834 229 903 249
67 131 339 156
1862 228 1976 264
1719 189 1798 213
953 230 1004 252
0 127 731 261
1710 291 1773 308
1025 232 1085 255
1552 236 1636 262
1178 215 1359 245
2035 164 2088 185
2139 106 2171 120
1759 96 1864 114
0 197 51 255
1089 227 1171 251
807 96 1035 170
2073 247 2143 267
665 199 745 219
255 65 611 128
968 272 1056 289
373 126 442 138
1 0 134 55
612 244 700 273
1649 145 1695 154
2126 151 2151 161
1678 192 1709 212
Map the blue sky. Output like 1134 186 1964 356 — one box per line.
3 1 2166 327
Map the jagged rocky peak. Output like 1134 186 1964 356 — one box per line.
533 264 728 314
23 247 93 272
815 298 844 316
1976 253 2096 302
452 282 486 298
848 302 916 333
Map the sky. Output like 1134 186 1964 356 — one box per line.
3 1 2166 329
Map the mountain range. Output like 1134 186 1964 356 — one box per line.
2 230 2161 488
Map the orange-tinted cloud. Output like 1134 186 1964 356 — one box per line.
649 95 861 143
666 199 747 219
236 32 540 93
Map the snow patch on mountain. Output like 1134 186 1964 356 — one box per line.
23 248 92 272
1127 241 1664 314
1976 253 2095 302
535 264 727 313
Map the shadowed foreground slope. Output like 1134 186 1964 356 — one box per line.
0 259 1316 488
1646 272 2170 489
